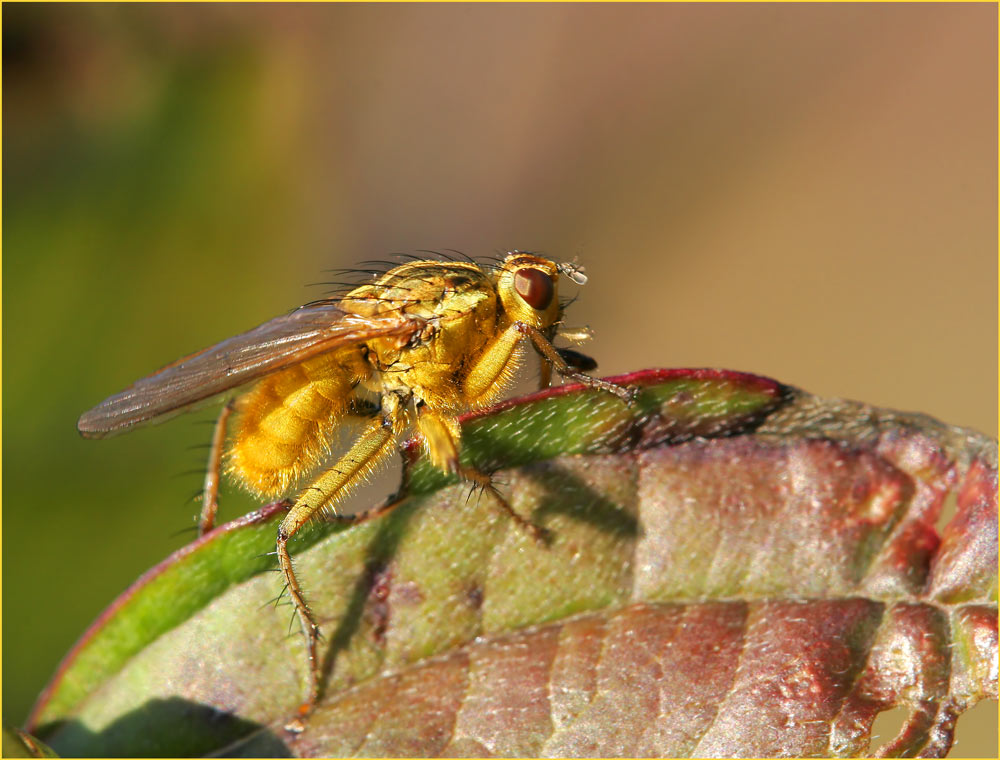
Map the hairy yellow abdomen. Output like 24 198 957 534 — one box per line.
229 348 369 496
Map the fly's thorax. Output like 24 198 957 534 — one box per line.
344 260 500 404
341 261 492 311
495 253 561 329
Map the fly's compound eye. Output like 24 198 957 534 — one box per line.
513 268 554 311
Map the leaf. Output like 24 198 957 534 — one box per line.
28 369 997 757
2 726 58 758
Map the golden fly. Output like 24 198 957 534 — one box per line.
78 250 631 720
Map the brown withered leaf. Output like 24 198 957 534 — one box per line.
30 370 997 757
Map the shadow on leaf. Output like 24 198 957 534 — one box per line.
529 462 641 539
320 498 422 689
39 697 290 758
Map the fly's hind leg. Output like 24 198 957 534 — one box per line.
458 462 548 543
198 400 235 535
416 405 546 543
276 399 404 717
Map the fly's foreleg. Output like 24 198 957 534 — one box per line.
539 327 596 390
276 402 403 715
464 321 632 402
199 400 235 535
520 323 634 401
538 361 552 390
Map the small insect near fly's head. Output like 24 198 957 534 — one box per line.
496 252 567 329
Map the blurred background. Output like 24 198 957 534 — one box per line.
3 3 996 748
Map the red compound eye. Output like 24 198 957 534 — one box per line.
513 268 554 311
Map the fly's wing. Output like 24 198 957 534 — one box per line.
78 303 419 438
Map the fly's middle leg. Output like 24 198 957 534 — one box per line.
276 404 402 716
458 464 548 543
416 405 546 543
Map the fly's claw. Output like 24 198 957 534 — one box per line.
521 519 552 546
588 375 637 404
620 384 641 405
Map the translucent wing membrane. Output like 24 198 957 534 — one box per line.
78 303 419 437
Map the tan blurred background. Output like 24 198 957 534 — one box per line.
3 3 996 749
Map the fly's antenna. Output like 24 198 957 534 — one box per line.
557 261 588 285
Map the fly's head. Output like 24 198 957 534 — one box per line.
496 252 568 330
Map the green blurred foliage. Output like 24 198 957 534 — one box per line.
3 5 315 724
